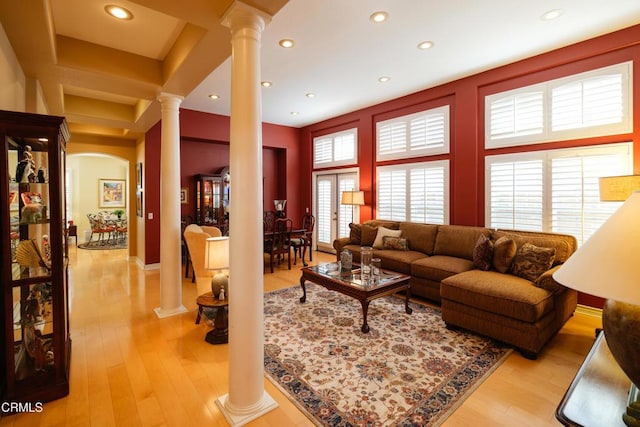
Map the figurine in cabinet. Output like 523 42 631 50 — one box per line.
15 145 36 183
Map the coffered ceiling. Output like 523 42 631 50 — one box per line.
1 0 639 142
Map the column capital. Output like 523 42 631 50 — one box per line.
157 92 184 110
221 1 271 33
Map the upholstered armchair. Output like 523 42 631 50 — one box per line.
183 224 222 295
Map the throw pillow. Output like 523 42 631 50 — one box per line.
360 224 379 246
372 226 402 249
472 234 494 271
348 223 361 244
382 236 409 251
492 236 517 273
511 242 556 282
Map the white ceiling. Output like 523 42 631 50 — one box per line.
182 0 640 128
1 0 639 139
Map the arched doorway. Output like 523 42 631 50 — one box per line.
66 153 129 247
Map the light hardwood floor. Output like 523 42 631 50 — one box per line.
0 245 601 426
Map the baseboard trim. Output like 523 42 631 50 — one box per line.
576 304 602 318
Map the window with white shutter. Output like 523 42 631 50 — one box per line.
377 105 450 161
313 128 358 168
485 62 632 148
486 143 632 244
377 160 449 223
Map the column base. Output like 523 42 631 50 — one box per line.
153 305 188 319
216 391 278 427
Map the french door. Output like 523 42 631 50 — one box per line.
314 170 359 253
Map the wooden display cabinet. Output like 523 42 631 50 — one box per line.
0 110 70 406
195 167 229 228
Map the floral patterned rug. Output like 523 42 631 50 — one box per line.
264 283 512 426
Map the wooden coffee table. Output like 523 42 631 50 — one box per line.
299 264 412 333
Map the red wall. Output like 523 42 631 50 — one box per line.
144 109 301 264
300 24 640 307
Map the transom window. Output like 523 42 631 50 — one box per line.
485 62 632 148
376 105 450 161
313 128 357 168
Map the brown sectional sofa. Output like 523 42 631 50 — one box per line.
333 220 578 359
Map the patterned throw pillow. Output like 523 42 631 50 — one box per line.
511 242 556 282
492 236 517 273
472 234 494 271
382 236 409 251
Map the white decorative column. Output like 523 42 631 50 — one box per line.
154 93 188 318
217 3 277 426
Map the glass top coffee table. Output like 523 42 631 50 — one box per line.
299 263 412 333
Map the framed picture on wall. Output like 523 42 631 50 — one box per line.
136 162 143 189
136 190 143 217
99 179 126 208
180 187 188 204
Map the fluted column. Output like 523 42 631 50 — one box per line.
217 2 277 425
154 93 188 318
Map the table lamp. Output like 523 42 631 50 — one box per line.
205 236 229 299
341 190 365 223
553 189 640 426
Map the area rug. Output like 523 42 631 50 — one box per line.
78 239 127 250
263 283 512 426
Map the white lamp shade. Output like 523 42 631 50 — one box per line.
205 236 229 270
553 190 640 305
341 191 365 206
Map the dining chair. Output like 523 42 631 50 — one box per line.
291 213 315 266
87 213 115 243
263 210 277 233
264 217 292 273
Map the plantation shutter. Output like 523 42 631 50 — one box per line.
409 110 446 151
377 168 406 221
489 91 544 141
487 143 631 244
377 105 450 160
378 122 407 155
486 62 630 148
338 176 356 236
334 133 355 162
488 159 544 231
551 73 623 131
314 138 332 166
316 178 332 244
551 153 624 244
409 167 445 223
313 128 358 168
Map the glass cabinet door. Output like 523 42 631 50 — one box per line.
0 110 70 405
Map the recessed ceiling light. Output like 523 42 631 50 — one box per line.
417 40 434 50
208 94 220 100
105 5 134 20
370 11 388 23
306 93 315 98
261 81 272 87
279 39 294 48
378 76 391 83
541 9 564 21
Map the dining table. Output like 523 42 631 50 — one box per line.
263 227 309 266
